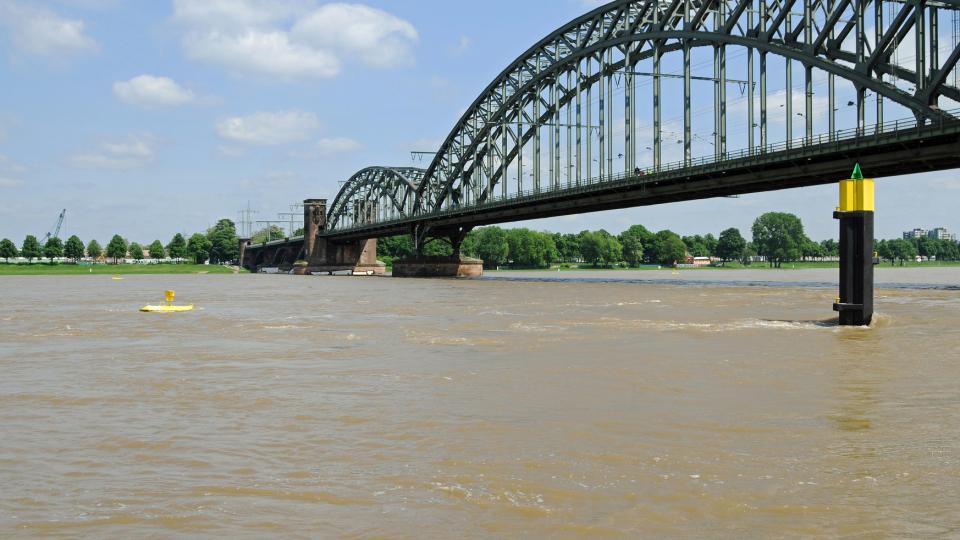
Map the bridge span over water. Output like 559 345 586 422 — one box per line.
242 0 960 277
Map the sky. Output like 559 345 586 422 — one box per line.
0 0 958 245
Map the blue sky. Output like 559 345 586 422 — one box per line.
1 0 957 245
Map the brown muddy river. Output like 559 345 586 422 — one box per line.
1 269 959 538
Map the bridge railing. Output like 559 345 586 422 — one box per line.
331 107 960 234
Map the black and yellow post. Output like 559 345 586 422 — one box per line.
833 164 875 326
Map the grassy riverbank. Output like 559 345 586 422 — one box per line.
0 263 240 276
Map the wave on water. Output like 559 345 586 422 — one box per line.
572 317 846 333
483 275 959 291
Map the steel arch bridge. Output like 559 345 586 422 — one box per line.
309 0 960 248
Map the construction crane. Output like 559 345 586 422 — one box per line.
41 209 66 243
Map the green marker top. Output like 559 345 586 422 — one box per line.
851 163 864 180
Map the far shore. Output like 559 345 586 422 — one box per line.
0 263 239 276
3 261 958 287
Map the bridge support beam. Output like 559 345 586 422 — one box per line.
298 197 385 275
302 199 326 261
833 164 875 326
394 227 483 278
392 255 483 278
302 237 385 275
238 238 252 271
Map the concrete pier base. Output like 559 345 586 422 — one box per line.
295 262 386 276
392 255 484 278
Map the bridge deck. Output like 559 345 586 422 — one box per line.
322 119 960 242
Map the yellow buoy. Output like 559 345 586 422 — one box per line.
112 276 124 280
140 290 194 313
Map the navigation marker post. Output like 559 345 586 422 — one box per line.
833 163 875 326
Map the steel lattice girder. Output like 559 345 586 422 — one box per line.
326 167 424 230
324 0 960 232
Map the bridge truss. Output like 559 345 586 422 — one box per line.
322 0 960 242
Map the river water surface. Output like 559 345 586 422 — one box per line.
1 269 959 538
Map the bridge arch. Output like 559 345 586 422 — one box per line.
326 166 425 231
322 0 960 233
411 0 960 216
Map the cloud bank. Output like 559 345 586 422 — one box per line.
172 0 418 80
113 75 195 107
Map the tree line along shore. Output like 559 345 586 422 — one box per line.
3 213 958 275
255 211 959 270
0 219 241 273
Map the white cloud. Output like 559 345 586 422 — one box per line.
68 135 156 170
113 75 195 108
183 29 339 79
172 0 417 80
172 0 305 29
216 111 320 145
291 3 418 69
0 1 97 56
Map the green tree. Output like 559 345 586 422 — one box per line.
167 233 187 260
715 228 746 266
802 237 826 259
751 212 805 268
463 227 509 268
207 218 240 263
0 238 18 262
422 239 453 257
580 230 622 267
378 235 415 259
64 235 85 261
130 242 144 260
21 235 41 262
148 240 165 260
554 233 581 263
939 240 960 261
619 225 650 266
914 236 935 259
106 235 128 263
703 233 718 257
86 239 102 260
649 230 687 266
887 238 918 265
251 225 285 244
679 234 718 257
187 233 212 264
506 228 557 268
43 237 64 261
820 239 839 257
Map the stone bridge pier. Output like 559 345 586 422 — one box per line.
302 199 385 275
392 226 484 278
239 199 385 275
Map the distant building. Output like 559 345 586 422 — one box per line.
928 227 957 242
903 228 927 240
